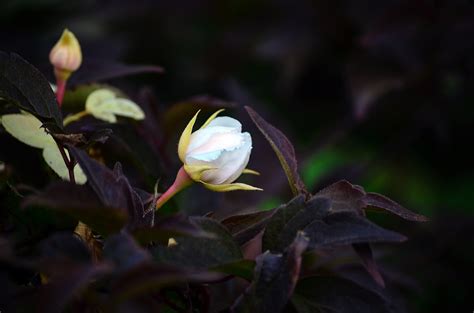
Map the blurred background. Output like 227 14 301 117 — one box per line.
1 0 473 311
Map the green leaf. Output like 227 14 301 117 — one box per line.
1 112 87 184
245 106 308 197
0 52 63 127
1 113 54 148
152 217 242 269
42 144 87 184
85 89 145 123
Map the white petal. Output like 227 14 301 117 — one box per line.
199 132 252 184
186 126 241 158
221 132 252 184
205 116 242 132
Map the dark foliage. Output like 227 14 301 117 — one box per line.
3 0 467 309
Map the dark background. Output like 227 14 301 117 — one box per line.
1 0 474 311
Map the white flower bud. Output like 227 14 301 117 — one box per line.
177 110 261 192
185 116 251 184
49 29 82 80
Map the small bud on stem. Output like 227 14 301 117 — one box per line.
49 29 82 106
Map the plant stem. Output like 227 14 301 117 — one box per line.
155 166 193 210
63 110 89 126
55 140 76 184
56 78 67 107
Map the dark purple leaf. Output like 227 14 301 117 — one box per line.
352 243 385 287
132 214 212 245
221 209 276 245
151 217 242 269
315 180 366 213
302 212 406 249
0 52 62 128
262 195 306 252
231 232 309 313
263 194 406 253
290 276 396 313
22 181 127 235
245 106 308 197
364 192 428 222
70 147 154 229
315 180 428 221
103 232 151 271
210 259 256 281
272 198 331 252
70 58 164 85
30 262 109 313
40 232 92 264
108 263 222 306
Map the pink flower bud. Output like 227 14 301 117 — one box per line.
49 29 82 80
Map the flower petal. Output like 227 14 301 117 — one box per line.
200 181 262 192
200 109 225 129
205 116 242 132
186 130 243 162
178 110 200 162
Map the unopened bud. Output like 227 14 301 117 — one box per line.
49 29 82 81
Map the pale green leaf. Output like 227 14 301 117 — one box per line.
85 89 145 123
1 113 55 149
42 144 87 184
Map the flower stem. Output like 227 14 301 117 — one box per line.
155 166 193 210
55 78 67 107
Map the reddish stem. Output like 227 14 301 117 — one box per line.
55 78 66 107
155 166 193 210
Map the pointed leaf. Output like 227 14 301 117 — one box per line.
151 217 242 269
353 243 385 287
291 276 395 313
221 209 276 245
315 180 427 221
70 148 153 229
245 106 307 196
22 181 128 235
231 232 309 313
0 52 62 127
302 212 406 249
